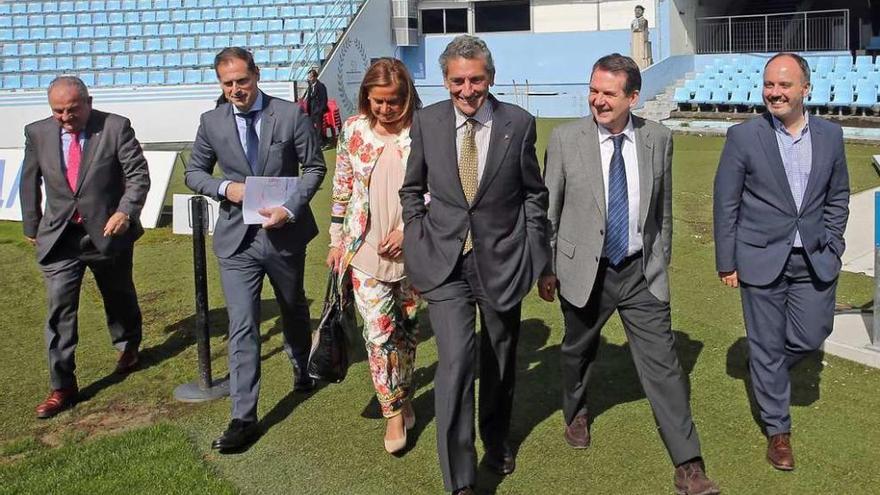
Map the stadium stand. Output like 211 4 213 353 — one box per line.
674 55 880 116
0 0 361 90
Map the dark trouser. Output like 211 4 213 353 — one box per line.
422 253 521 492
39 223 142 390
309 110 324 143
560 253 702 466
739 248 836 436
217 228 311 422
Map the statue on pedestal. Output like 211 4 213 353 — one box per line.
631 5 653 69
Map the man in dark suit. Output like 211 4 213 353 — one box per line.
21 76 150 419
400 35 550 494
305 69 328 145
714 52 849 471
539 53 719 495
185 47 326 451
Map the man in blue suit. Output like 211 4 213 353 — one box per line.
185 47 326 451
713 52 849 472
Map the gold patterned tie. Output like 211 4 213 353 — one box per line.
459 118 478 253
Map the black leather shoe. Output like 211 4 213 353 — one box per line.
211 419 260 451
294 375 316 392
452 487 474 495
484 442 516 475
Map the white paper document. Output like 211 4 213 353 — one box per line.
243 176 300 224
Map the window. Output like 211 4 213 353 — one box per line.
475 0 530 33
421 8 468 34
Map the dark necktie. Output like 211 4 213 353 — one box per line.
241 110 260 175
459 118 478 253
605 134 628 265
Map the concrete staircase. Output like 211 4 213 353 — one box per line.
634 73 693 122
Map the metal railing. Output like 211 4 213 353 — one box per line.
287 0 359 84
696 9 849 54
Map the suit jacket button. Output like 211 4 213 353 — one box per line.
599 229 604 235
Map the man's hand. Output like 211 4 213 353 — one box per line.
226 182 245 204
378 230 403 259
103 212 130 237
719 270 739 288
326 246 344 272
24 236 36 246
538 274 558 302
258 207 290 229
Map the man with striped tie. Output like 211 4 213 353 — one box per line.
539 54 719 494
21 76 150 419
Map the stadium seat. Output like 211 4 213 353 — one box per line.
254 49 270 64
146 39 161 52
110 40 126 53
271 48 288 63
201 8 216 21
113 54 130 68
182 51 199 66
75 56 92 69
2 44 18 56
156 11 170 22
21 57 38 71
746 89 763 108
22 74 40 89
261 67 277 81
855 79 879 113
159 24 174 36
57 57 74 70
111 25 126 37
0 29 11 41
130 40 144 52
199 51 214 65
82 26 98 38
4 75 23 90
38 42 53 55
129 25 144 37
132 54 148 68
214 34 231 47
57 27 73 38
79 73 95 86
200 69 215 83
252 20 268 32
20 42 36 55
124 11 139 23
276 67 291 81
144 24 159 36
73 41 90 54
692 87 711 109
2 59 20 72
833 56 852 73
131 71 148 85
204 21 220 34
235 20 252 32
167 69 185 85
855 55 873 68
190 23 205 34
164 38 180 51
184 69 202 84
250 34 267 47
148 71 165 85
56 42 72 55
230 34 247 46
95 55 111 69
39 57 56 70
831 85 854 113
187 10 202 21
673 87 691 104
268 19 283 32
97 72 115 87
115 71 132 86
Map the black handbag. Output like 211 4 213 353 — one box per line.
307 270 355 383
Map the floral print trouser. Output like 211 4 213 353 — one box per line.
350 267 419 417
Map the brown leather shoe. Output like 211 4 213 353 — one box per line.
36 387 78 419
767 433 795 471
484 442 516 475
564 413 590 448
674 459 720 495
115 349 139 374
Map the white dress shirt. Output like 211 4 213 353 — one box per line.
454 101 493 184
597 116 643 256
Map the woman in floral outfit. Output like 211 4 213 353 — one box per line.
326 58 421 454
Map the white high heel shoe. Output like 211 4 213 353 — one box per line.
384 415 408 454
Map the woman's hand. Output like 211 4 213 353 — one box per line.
378 230 403 260
326 247 344 272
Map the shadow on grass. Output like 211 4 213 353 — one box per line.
725 337 824 434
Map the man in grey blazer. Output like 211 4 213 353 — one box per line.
185 47 326 451
21 76 150 419
539 54 719 494
713 53 849 471
400 35 549 494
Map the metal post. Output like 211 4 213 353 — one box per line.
728 18 732 53
804 12 808 51
174 196 229 402
764 15 768 52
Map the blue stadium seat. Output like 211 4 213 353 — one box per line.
164 38 179 51
204 21 220 33
746 89 763 108
141 11 156 23
113 54 130 68
131 54 148 68
39 57 57 70
29 15 45 26
276 67 291 81
249 34 266 47
235 20 252 32
22 74 40 89
12 15 28 27
214 34 231 47
38 42 54 55
831 85 854 112
21 58 38 71
73 41 90 54
233 7 248 19
4 75 22 90
39 73 55 87
201 69 215 83
0 17 11 28
673 87 690 104
28 3 43 13
74 1 89 11
834 55 852 73
199 51 214 65
122 0 136 10
131 71 148 85
109 40 125 53
855 83 878 112
172 10 186 22
20 42 36 55
56 42 72 54
284 32 300 45
267 33 283 46
2 59 20 72
155 11 170 22
188 10 202 21
130 39 144 52
129 25 144 37
692 87 711 106
79 73 95 86
219 20 234 32
13 28 30 41
260 67 277 81
91 1 106 10
159 24 174 36
190 23 205 34
124 11 139 23
295 5 308 16
97 72 115 87
264 7 278 18
198 0 212 7
182 51 199 66
184 0 198 7
0 2 10 14
0 29 11 41
106 0 120 10
75 56 91 69
268 19 283 32
184 68 202 84
137 0 151 8
146 39 161 52
270 48 288 63
148 71 165 85
248 6 262 18
708 89 728 106
58 2 74 12
144 24 159 36
252 20 267 32
730 87 750 106
75 13 91 24
111 25 126 37
217 7 231 19
3 44 18 56
198 36 213 49
108 12 123 24
202 8 217 21
281 6 295 17
167 69 184 84
166 53 182 66
115 72 132 85
148 54 164 67
95 55 111 69
57 57 73 70
254 49 270 64
44 14 60 25
82 26 98 38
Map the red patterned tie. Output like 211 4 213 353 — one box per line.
67 132 82 223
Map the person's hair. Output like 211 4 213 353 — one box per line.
215 93 227 107
764 52 811 84
308 69 318 78
47 76 89 100
591 53 642 95
358 57 421 129
213 47 259 77
635 5 644 11
439 35 495 80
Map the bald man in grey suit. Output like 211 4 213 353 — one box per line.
539 54 718 495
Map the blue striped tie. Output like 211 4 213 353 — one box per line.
605 134 628 265
241 110 260 175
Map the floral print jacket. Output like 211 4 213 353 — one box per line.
329 115 411 274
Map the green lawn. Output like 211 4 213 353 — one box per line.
1 125 879 494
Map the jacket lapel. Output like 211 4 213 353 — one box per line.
256 95 276 176
47 124 71 196
75 113 101 192
757 114 798 214
799 114 823 214
224 103 252 176
473 98 511 206
577 117 606 218
438 101 468 206
633 116 654 230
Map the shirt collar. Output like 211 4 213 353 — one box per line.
454 98 493 130
234 91 264 116
771 110 810 138
596 115 635 144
